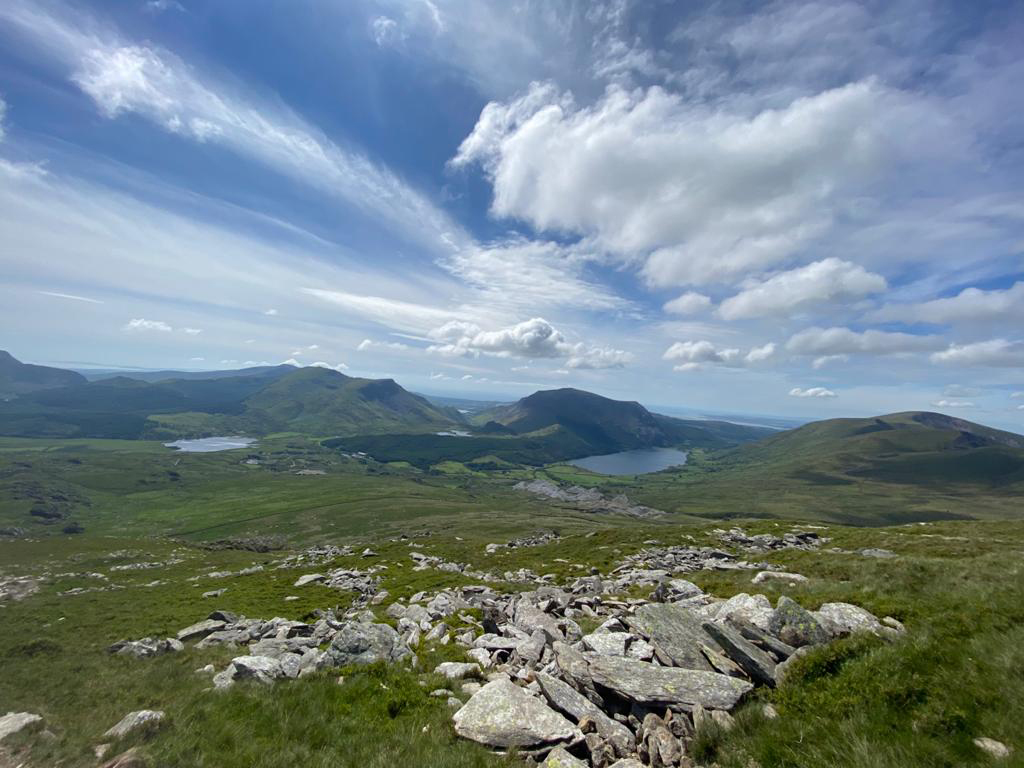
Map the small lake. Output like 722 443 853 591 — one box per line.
164 436 256 453
567 447 688 475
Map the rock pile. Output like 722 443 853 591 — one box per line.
514 480 664 519
715 527 826 552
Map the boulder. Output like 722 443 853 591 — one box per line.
104 710 165 739
231 655 284 684
715 593 773 631
768 597 829 647
0 711 42 743
100 748 147 768
321 622 411 667
974 737 1011 759
813 602 883 638
544 746 588 767
626 603 718 671
752 571 808 585
702 621 777 687
176 618 226 642
581 632 630 657
452 679 582 748
293 574 325 587
535 671 635 756
728 617 796 660
585 655 753 710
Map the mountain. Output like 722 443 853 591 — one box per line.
475 387 773 453
0 353 460 439
0 350 86 398
719 411 1024 488
244 368 460 435
82 364 297 383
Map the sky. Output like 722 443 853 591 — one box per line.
0 0 1023 429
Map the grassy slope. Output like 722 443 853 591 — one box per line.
1 516 1022 767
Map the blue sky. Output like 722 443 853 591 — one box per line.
1 0 1023 428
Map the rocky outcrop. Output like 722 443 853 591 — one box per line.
452 679 582 749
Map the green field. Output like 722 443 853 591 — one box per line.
1 433 1022 767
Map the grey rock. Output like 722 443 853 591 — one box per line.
752 571 807 585
609 761 645 768
582 631 629 657
768 596 829 647
452 679 582 748
626 602 718 671
321 621 411 667
715 593 773 631
814 602 883 638
466 647 493 668
585 654 753 710
543 746 588 767
703 620 777 686
108 637 182 659
434 662 480 680
974 737 1011 759
774 645 812 686
0 712 43 743
231 655 284 684
535 672 635 757
728 616 796 660
293 573 326 587
104 710 165 739
176 618 226 642
279 653 302 679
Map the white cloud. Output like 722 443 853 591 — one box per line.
788 327 942 357
0 95 6 141
123 318 172 332
870 281 1024 325
38 290 104 304
718 258 886 320
427 317 630 369
357 338 410 352
812 354 848 369
453 79 938 286
371 16 401 46
663 291 712 316
1012 392 1024 399
663 340 774 371
932 399 974 408
181 327 202 335
429 372 450 380
439 238 627 313
931 339 1024 367
308 360 349 372
0 2 465 256
303 287 457 333
264 308 278 316
144 0 184 13
189 356 204 361
789 387 837 398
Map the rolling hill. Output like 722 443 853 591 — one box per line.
0 352 460 439
718 411 1024 490
0 350 86 398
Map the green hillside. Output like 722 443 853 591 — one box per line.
0 350 86 397
476 387 771 454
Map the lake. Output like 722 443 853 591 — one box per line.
164 436 256 453
567 447 688 475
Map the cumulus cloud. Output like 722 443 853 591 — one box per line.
123 318 172 332
663 291 712 316
932 399 974 408
453 79 940 286
789 387 837 398
427 317 630 369
870 281 1024 325
931 339 1024 367
308 360 349 372
181 327 202 335
787 327 942 357
663 340 775 371
718 258 886 320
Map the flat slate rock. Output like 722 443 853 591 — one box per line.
584 654 753 710
176 618 226 642
626 603 718 671
535 671 635 756
702 620 776 687
453 679 582 748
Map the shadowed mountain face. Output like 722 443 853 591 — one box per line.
0 350 86 398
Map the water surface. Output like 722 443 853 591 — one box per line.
567 447 688 475
164 436 256 453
